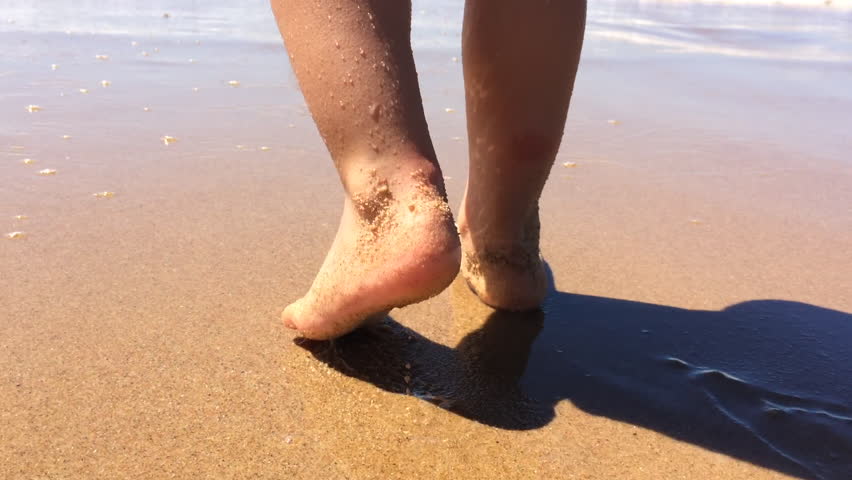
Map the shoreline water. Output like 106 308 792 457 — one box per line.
3 0 852 58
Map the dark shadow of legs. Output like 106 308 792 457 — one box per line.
296 268 852 480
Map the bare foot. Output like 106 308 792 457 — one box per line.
283 167 460 340
457 198 547 311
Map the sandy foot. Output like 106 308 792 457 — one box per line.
283 169 460 340
458 203 547 311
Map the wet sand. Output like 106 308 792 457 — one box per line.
3 1 852 478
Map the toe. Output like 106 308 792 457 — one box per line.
281 301 300 330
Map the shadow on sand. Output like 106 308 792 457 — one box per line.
296 269 852 480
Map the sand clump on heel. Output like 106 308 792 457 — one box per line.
352 169 396 245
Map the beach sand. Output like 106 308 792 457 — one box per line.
2 1 852 478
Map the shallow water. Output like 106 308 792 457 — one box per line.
3 0 851 61
3 0 850 166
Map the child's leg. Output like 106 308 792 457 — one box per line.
271 0 460 339
459 0 586 310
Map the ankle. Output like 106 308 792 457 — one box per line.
459 202 541 252
342 153 444 196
